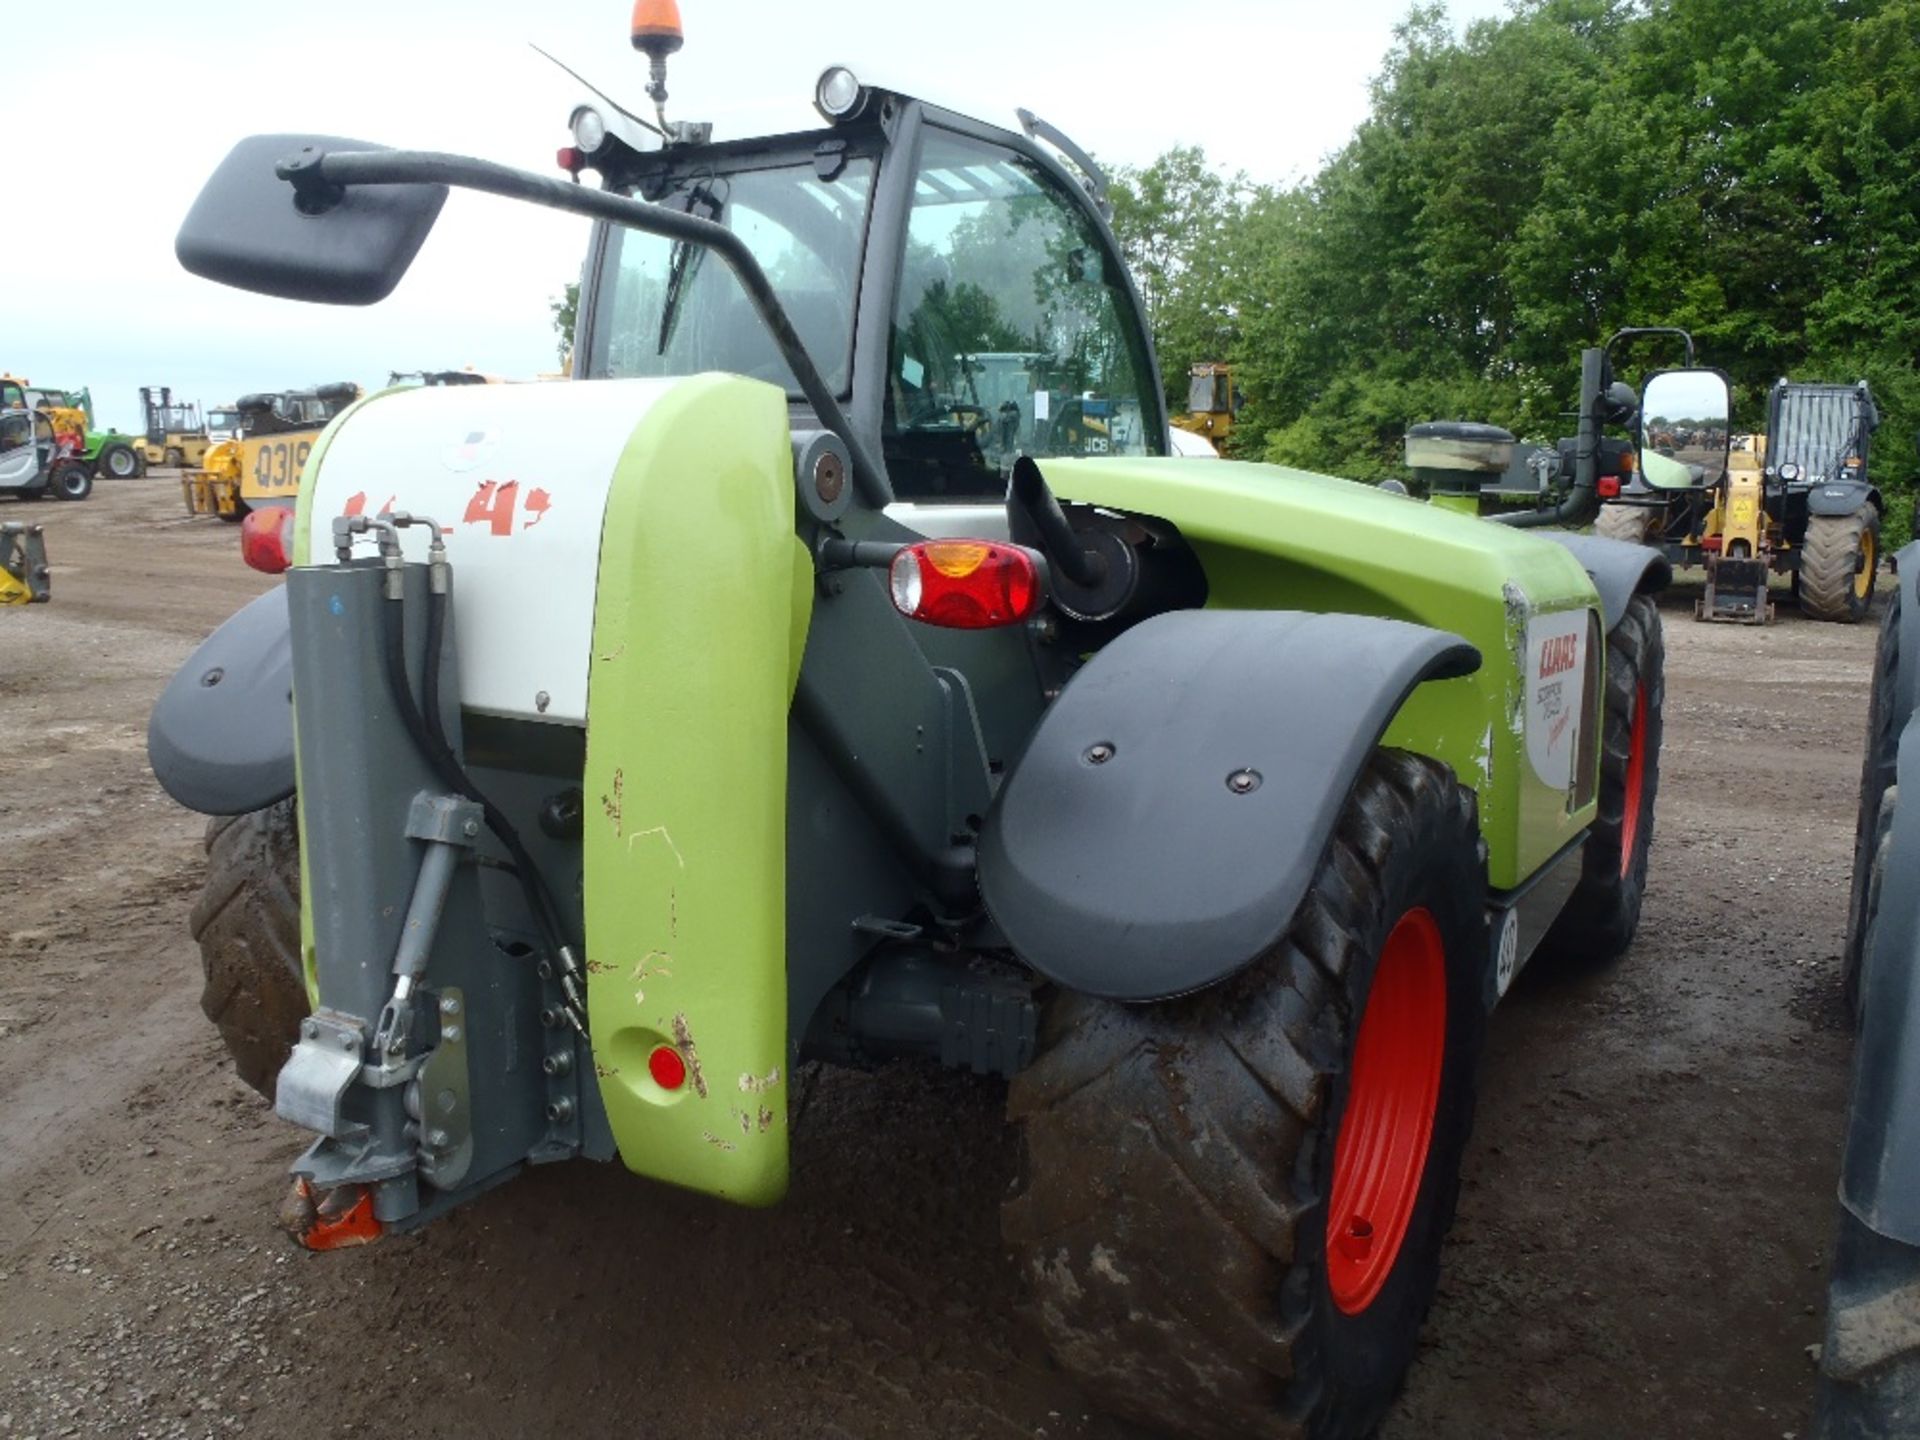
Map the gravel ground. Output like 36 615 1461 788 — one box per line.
0 477 1873 1438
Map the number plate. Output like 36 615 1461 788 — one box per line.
239 435 315 501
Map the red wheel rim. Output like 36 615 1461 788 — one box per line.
1619 681 1648 878
1325 907 1447 1316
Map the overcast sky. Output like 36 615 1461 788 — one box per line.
10 0 1508 433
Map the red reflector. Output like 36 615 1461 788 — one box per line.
557 145 585 174
888 540 1042 629
241 507 294 574
1597 477 1621 499
648 1044 688 1090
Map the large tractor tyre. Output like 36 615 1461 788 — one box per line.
1595 503 1653 544
189 800 308 1100
164 446 185 469
1843 585 1903 1021
99 442 141 480
1540 594 1665 967
49 461 93 502
1004 750 1487 1440
1815 1204 1920 1438
1801 507 1880 623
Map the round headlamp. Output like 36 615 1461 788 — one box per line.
571 106 609 155
814 66 866 122
1779 461 1802 483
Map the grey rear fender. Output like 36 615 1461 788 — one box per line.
1842 711 1920 1246
1809 479 1881 518
1536 530 1671 631
1894 543 1920 728
977 609 1480 1002
147 587 296 816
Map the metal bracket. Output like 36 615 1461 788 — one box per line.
413 987 474 1189
277 1009 368 1137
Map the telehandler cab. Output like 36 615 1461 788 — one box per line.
148 11 1683 1436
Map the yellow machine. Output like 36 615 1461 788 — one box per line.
1601 378 1881 624
183 383 361 520
137 387 213 469
1171 362 1241 452
1696 434 1773 622
0 522 50 604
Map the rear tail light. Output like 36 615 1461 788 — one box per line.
241 507 295 574
888 540 1043 629
1597 476 1621 499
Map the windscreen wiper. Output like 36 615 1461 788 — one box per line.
655 183 722 356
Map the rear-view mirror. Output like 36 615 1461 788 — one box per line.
176 134 448 306
1639 368 1732 486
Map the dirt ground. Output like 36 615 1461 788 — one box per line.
0 477 1872 1439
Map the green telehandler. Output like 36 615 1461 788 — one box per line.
147 12 1700 1437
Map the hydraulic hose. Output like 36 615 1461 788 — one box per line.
377 593 572 978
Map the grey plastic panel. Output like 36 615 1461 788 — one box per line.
978 609 1479 1001
1808 480 1878 518
1536 530 1671 630
146 587 295 815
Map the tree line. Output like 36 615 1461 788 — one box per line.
1108 0 1920 497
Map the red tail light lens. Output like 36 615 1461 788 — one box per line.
648 1045 688 1091
241 507 295 574
1597 476 1622 499
889 540 1042 629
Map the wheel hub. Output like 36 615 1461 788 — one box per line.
1620 681 1649 877
1326 906 1447 1315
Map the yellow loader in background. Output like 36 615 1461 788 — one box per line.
1599 377 1882 624
182 382 361 520
1171 361 1241 453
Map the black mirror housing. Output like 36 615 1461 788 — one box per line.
176 135 448 306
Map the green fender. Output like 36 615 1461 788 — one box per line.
582 375 810 1206
1042 456 1605 891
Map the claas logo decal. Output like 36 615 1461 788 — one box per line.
1538 633 1581 679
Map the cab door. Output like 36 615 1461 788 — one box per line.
0 410 40 491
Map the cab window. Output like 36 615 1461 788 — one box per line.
886 129 1160 500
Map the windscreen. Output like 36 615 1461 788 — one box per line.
587 159 874 395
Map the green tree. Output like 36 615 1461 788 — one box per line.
551 282 579 367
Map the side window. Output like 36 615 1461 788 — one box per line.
0 412 30 453
886 129 1160 500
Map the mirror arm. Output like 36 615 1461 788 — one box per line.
1499 347 1606 529
1604 326 1696 368
295 147 888 509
